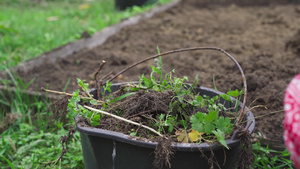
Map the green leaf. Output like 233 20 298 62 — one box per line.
227 89 240 97
205 111 218 123
109 92 136 103
105 81 112 92
192 95 204 107
219 94 233 103
216 117 232 134
159 114 166 120
204 122 215 135
152 85 160 91
77 78 89 92
91 121 100 126
190 112 205 132
92 114 101 122
212 129 229 149
90 100 98 105
180 120 188 129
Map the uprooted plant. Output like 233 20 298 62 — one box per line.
43 47 253 168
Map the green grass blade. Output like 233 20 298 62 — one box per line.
1 156 16 169
109 92 136 103
63 77 71 92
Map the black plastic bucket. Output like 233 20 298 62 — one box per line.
76 83 255 169
114 0 158 10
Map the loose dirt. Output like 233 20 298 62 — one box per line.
11 0 300 143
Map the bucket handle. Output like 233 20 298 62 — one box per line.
106 47 247 126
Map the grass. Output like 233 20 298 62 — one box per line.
252 141 293 168
0 70 84 168
0 0 172 70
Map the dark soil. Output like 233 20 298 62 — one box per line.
11 0 300 143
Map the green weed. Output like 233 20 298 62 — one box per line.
0 71 83 168
252 140 293 168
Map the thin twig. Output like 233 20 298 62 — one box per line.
84 106 165 138
107 47 247 126
99 71 114 83
41 87 103 103
94 60 106 100
41 87 73 97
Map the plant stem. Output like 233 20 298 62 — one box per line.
107 47 247 126
84 106 165 138
94 60 106 100
41 87 103 103
41 87 73 97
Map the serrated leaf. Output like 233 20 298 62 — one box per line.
204 122 215 135
205 111 218 123
212 129 229 149
188 129 205 142
216 117 232 134
190 112 205 132
175 129 189 143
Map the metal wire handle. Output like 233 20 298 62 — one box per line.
107 47 247 126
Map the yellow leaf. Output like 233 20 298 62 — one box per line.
175 129 189 143
188 129 205 142
79 4 90 10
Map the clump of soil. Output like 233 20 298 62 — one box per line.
91 88 196 139
113 89 175 119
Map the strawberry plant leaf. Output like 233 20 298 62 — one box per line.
212 129 229 149
188 129 204 142
175 129 189 143
190 112 205 132
216 116 232 134
204 122 215 135
205 110 218 123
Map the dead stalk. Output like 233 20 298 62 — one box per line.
84 106 165 138
41 87 103 103
94 60 106 100
106 47 247 127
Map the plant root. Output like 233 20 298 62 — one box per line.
153 138 174 169
237 129 254 169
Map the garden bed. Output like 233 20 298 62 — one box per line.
4 0 300 144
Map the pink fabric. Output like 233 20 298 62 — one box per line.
284 74 300 168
